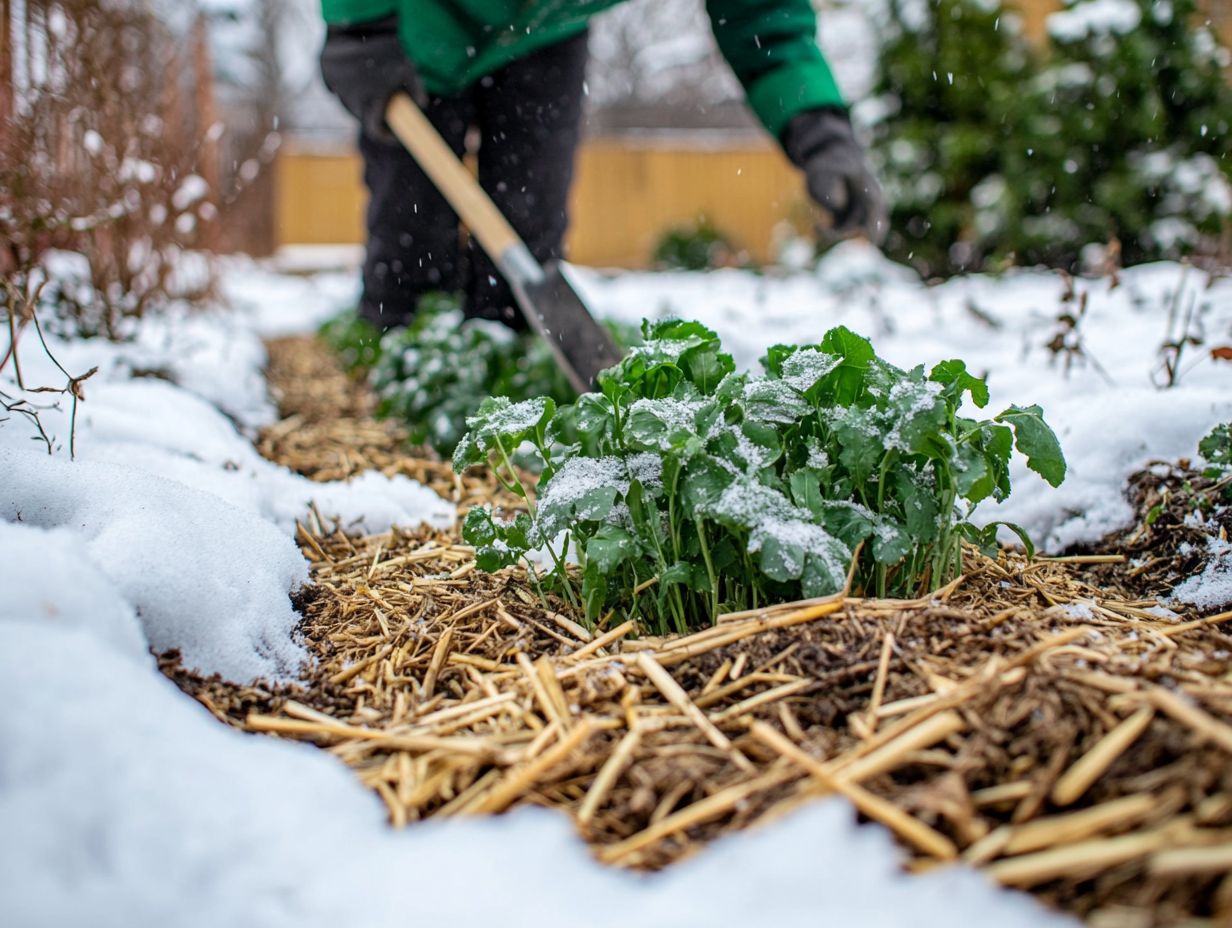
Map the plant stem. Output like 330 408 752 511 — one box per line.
497 437 579 607
667 463 682 563
494 439 533 510
697 518 720 623
743 546 759 611
524 558 551 612
873 451 898 599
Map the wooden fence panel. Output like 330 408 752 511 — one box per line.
275 145 369 248
274 136 808 268
567 137 806 266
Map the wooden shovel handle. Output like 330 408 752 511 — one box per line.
385 93 523 262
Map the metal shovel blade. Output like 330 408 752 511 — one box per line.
510 261 624 394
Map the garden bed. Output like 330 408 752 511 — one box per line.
169 335 1232 927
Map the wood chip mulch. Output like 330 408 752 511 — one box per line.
166 334 1232 928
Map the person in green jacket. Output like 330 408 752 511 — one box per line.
319 0 885 330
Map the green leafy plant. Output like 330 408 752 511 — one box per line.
652 218 747 271
1199 423 1232 477
369 296 573 454
321 296 638 456
318 310 383 373
456 319 1065 634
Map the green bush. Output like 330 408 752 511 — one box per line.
871 0 1232 276
369 295 576 455
321 296 639 456
652 218 746 270
318 310 383 373
871 0 1035 274
1200 422 1232 478
456 319 1064 633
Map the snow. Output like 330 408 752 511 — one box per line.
780 347 841 392
742 378 812 424
171 174 210 211
0 521 148 664
2 445 309 681
271 243 364 274
1047 0 1142 41
629 395 704 433
2 256 452 678
538 456 630 517
1173 537 1232 611
218 254 360 339
707 478 847 588
474 396 552 436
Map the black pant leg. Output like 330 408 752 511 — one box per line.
357 94 474 330
467 30 590 326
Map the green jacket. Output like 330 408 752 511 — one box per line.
320 0 844 139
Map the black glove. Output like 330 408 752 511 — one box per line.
782 108 887 245
320 15 426 143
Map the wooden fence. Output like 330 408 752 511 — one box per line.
274 134 808 268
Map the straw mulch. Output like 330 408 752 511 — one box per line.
257 335 521 512
168 336 1232 928
1083 460 1231 605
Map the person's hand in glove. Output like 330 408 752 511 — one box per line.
320 15 426 143
783 108 887 245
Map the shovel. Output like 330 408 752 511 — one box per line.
384 93 624 394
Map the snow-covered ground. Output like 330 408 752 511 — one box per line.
3 245 1229 926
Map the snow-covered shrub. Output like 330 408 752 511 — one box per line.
368 297 574 456
1021 0 1232 267
870 0 1232 275
357 297 642 456
0 1 221 338
869 0 1036 275
456 319 1065 633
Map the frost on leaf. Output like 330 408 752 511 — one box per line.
779 348 840 394
452 396 553 471
536 456 631 538
713 422 780 475
805 437 831 470
471 397 552 436
626 452 665 490
741 379 811 424
884 377 947 455
623 334 706 369
702 478 851 595
627 397 705 451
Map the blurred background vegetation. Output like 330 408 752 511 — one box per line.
872 0 1232 277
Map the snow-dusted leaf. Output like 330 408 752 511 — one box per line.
742 378 811 425
996 404 1067 487
452 396 554 471
627 396 703 452
886 375 948 458
930 359 990 409
535 456 628 537
778 348 842 396
586 524 637 574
